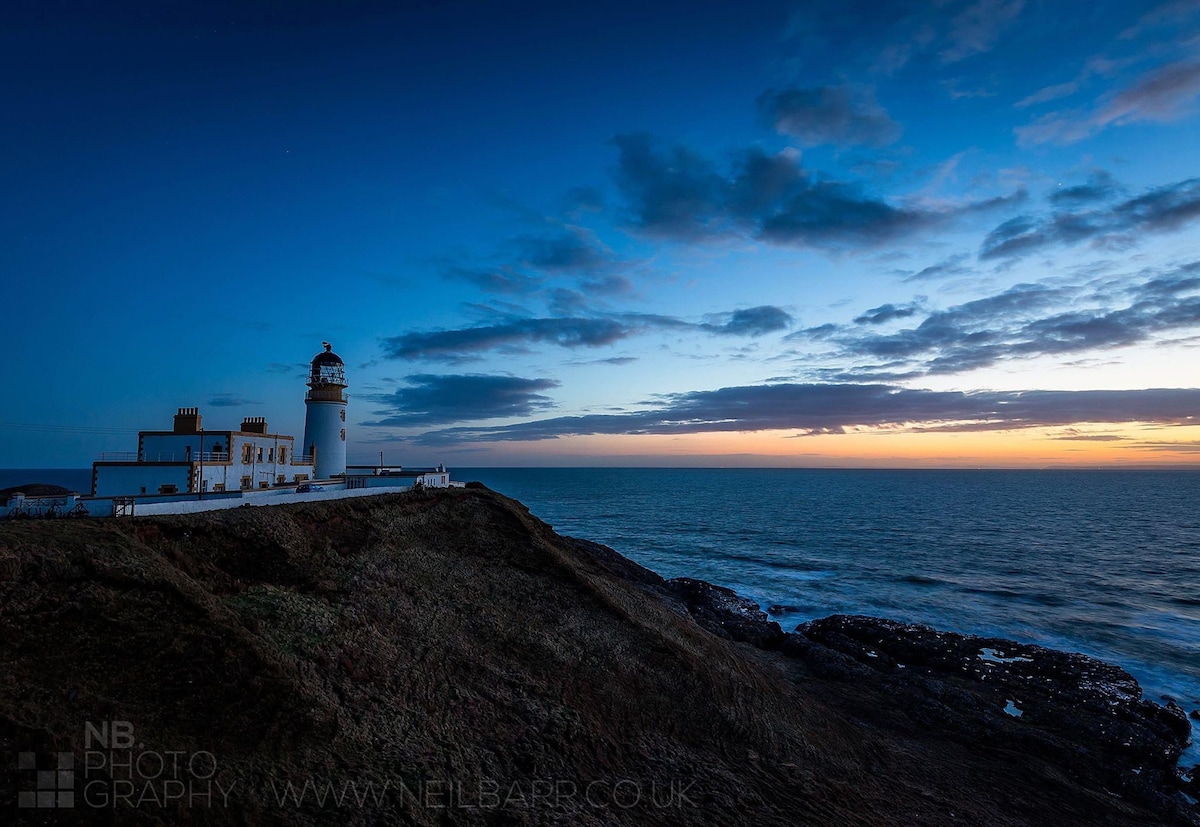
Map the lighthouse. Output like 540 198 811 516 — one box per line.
303 342 348 479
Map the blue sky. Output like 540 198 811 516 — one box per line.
3 0 1200 468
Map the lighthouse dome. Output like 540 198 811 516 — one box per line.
308 342 347 389
311 342 344 367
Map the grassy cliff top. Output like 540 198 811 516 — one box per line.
0 486 1194 825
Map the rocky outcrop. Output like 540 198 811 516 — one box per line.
0 486 1195 825
791 616 1195 822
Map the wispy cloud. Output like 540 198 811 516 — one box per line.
514 227 616 273
799 262 1200 378
898 253 974 282
208 394 261 407
854 302 923 325
980 176 1200 260
940 0 1025 63
1016 58 1200 145
364 374 559 427
382 318 633 361
1015 81 1080 109
381 305 795 361
1047 170 1121 205
445 266 544 296
758 85 901 147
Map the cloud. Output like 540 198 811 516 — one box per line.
515 227 615 273
611 133 726 240
854 302 922 325
941 0 1025 63
899 253 973 282
611 135 1021 249
1119 0 1200 40
1095 59 1200 125
579 273 635 297
980 177 1200 260
813 262 1200 377
567 356 639 367
364 374 560 427
1131 439 1200 453
208 394 261 407
701 306 794 336
758 85 901 147
382 305 796 361
382 317 633 361
1016 59 1200 146
942 79 996 99
408 382 1200 444
445 266 544 296
1052 434 1129 442
1015 81 1079 109
1048 170 1120 205
266 362 306 376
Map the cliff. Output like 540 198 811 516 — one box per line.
0 486 1195 825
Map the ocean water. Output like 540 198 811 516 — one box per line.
5 466 1199 762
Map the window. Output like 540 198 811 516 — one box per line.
257 447 264 462
240 476 252 490
340 428 346 442
276 475 286 485
158 484 178 494
279 446 287 464
268 448 275 463
259 480 269 489
213 483 225 492
294 474 308 483
340 409 345 422
242 444 253 463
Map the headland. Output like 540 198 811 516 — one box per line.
1 485 1196 825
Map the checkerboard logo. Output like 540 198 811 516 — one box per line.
17 751 75 809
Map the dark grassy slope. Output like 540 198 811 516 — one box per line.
0 487 1193 825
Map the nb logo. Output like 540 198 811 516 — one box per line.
17 752 75 809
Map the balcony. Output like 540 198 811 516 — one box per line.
96 451 231 463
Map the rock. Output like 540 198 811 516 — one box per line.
1190 709 1200 721
664 576 785 649
786 614 1195 820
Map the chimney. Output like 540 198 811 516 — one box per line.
241 416 268 434
173 407 202 434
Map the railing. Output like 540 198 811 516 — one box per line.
96 452 231 463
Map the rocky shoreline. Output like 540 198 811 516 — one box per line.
560 534 1199 822
1 485 1197 825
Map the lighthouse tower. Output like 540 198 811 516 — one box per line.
303 342 348 479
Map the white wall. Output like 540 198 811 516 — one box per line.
303 400 347 479
94 464 192 497
130 483 412 515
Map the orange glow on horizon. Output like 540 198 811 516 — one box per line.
448 423 1200 467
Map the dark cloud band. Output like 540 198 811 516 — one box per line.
408 383 1200 444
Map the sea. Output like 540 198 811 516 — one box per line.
4 466 1199 762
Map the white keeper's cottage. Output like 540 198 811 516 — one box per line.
91 407 314 497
